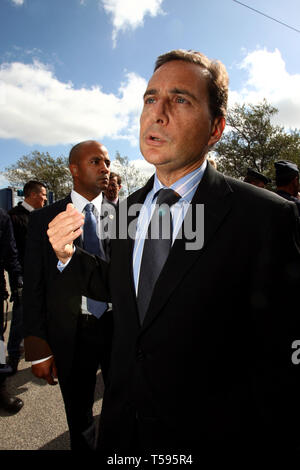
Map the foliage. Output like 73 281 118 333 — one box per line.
111 152 149 197
2 151 72 200
214 99 300 184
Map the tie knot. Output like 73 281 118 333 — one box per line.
155 189 181 207
84 203 94 213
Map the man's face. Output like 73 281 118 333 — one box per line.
139 60 225 182
70 142 110 200
105 176 121 202
32 186 47 208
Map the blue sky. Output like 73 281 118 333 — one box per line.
0 0 300 187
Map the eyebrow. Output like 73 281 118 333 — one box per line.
143 87 197 101
89 156 110 163
89 155 109 160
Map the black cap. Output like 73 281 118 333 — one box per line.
246 168 270 185
274 160 299 177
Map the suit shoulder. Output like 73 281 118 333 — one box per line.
8 204 29 216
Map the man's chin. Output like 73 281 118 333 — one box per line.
99 183 108 192
143 152 171 168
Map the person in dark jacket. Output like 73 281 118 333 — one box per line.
274 160 300 215
244 167 270 189
45 50 300 459
23 142 113 450
0 208 23 413
7 180 47 373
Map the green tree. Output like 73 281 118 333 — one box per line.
2 151 72 200
111 151 149 197
214 100 300 182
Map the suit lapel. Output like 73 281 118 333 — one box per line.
140 163 233 331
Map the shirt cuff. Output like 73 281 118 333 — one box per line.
32 355 53 365
57 246 76 271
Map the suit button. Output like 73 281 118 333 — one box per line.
136 349 146 361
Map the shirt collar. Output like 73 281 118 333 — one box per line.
152 159 207 203
22 200 35 212
71 189 103 214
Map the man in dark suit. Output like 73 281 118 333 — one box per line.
23 141 113 450
7 180 47 374
45 50 300 458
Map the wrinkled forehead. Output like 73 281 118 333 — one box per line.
146 60 210 97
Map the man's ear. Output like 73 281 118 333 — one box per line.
69 164 78 177
208 116 226 147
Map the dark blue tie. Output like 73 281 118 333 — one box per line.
137 189 181 324
83 203 107 318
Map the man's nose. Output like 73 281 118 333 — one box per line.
100 163 110 173
152 99 169 125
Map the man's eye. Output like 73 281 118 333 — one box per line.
145 97 155 104
176 96 187 103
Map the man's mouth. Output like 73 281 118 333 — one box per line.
147 133 166 144
99 177 109 184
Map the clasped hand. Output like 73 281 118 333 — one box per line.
47 203 84 263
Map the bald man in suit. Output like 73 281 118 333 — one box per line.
23 141 113 450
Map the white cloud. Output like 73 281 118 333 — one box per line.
229 48 300 130
101 0 165 47
1 48 298 156
10 0 24 5
0 60 147 146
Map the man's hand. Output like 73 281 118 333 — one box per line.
47 203 84 263
31 357 58 386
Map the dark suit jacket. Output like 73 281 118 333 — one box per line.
23 195 84 384
23 195 113 386
43 164 300 454
9 203 31 271
0 209 22 336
